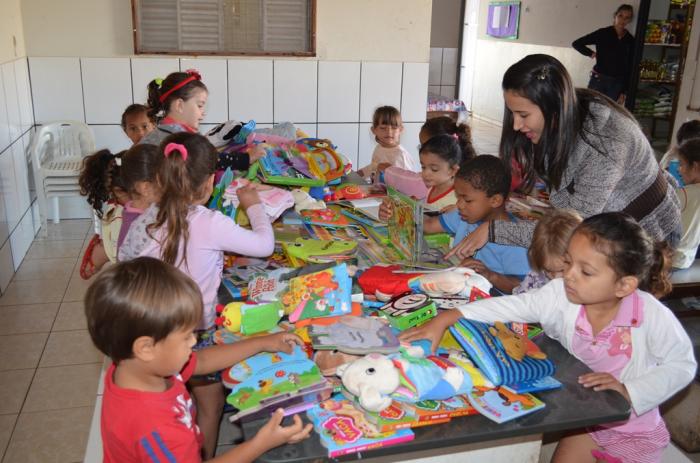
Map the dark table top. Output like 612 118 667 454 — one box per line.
240 335 631 463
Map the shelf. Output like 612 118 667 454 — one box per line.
639 79 677 84
644 42 682 47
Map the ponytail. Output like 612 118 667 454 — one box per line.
146 79 164 121
646 241 673 298
421 116 476 163
79 149 123 218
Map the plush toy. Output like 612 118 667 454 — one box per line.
291 188 326 213
489 321 547 361
215 301 284 335
336 348 473 413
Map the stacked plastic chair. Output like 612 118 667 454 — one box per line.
28 121 95 230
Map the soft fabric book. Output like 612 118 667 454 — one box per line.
281 263 353 323
466 387 545 424
501 376 562 394
308 315 401 354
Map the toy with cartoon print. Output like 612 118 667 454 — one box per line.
215 301 284 336
378 292 438 331
280 263 353 323
308 315 401 354
282 238 357 265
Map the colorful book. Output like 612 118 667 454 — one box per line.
386 186 424 263
403 394 478 422
378 292 438 330
281 263 353 323
308 315 400 354
362 400 450 433
466 386 546 424
282 238 357 265
502 376 562 394
300 207 352 228
307 395 414 458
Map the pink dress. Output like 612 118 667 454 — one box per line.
572 292 670 462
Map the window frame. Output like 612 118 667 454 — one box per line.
130 0 317 57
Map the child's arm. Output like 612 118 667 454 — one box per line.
424 215 446 234
194 332 302 376
217 146 266 171
460 258 521 294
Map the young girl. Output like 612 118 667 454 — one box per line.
119 132 275 458
673 138 700 269
401 212 696 463
358 106 417 179
513 209 582 294
121 103 155 145
420 116 476 163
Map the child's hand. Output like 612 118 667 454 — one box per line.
460 258 494 281
399 310 463 353
253 409 313 451
260 332 303 354
445 222 489 260
376 162 392 173
248 145 266 163
378 198 393 221
578 372 631 403
237 184 262 210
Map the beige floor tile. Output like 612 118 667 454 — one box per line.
0 333 48 371
0 369 34 415
52 301 87 331
62 275 92 303
13 258 76 281
39 330 102 367
3 406 93 463
0 303 59 335
0 279 68 306
23 363 101 413
0 414 17 461
25 239 84 260
34 220 93 242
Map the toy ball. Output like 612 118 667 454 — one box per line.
333 184 365 200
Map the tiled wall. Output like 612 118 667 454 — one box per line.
28 57 430 172
0 57 38 293
429 47 459 98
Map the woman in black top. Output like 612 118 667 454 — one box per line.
572 4 635 105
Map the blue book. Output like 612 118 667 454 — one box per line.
502 376 562 394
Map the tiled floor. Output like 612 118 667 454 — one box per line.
0 219 101 463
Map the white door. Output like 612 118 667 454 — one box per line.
458 0 480 111
673 1 700 133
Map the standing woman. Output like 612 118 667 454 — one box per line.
447 54 680 261
572 4 635 105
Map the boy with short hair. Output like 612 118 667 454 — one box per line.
121 104 156 145
85 257 311 462
425 155 530 293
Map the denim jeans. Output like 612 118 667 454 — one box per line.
588 72 624 101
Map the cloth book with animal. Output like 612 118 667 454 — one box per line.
360 400 451 433
224 345 332 422
307 395 415 458
466 386 545 424
386 186 424 263
308 316 401 354
449 319 555 387
281 238 357 265
280 263 353 323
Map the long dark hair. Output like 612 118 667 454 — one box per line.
419 134 463 168
146 71 207 121
422 116 476 162
500 54 634 191
79 149 125 218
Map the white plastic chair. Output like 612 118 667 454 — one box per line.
28 121 95 229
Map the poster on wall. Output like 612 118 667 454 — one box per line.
486 1 520 39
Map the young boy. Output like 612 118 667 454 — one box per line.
121 104 156 145
424 155 530 293
85 257 312 462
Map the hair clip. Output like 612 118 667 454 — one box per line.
451 133 459 140
163 142 188 162
537 68 549 81
154 77 163 88
185 69 202 81
114 156 122 167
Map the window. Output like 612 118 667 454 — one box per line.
132 0 315 56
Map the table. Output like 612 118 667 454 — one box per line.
240 336 631 462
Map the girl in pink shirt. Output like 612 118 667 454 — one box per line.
119 132 274 458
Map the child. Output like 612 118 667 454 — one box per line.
401 212 697 463
358 106 417 179
85 257 312 462
659 119 700 184
119 132 275 458
121 103 155 145
419 116 476 163
513 209 582 294
79 149 127 279
673 138 700 269
424 155 531 293
141 70 263 170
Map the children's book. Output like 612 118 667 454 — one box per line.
300 207 352 228
378 292 438 330
466 386 545 424
307 395 415 458
282 238 357 265
402 394 477 423
222 178 294 222
281 263 353 323
247 268 290 303
360 400 450 433
308 315 401 354
502 376 562 394
386 186 424 263
334 197 383 223
254 144 326 187
224 345 332 422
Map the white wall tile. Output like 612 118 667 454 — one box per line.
429 48 443 86
11 141 30 218
402 122 423 168
401 63 429 123
295 124 317 138
0 145 19 231
29 57 85 123
318 61 360 123
90 125 132 153
0 241 13 293
317 124 359 168
81 58 132 124
274 61 317 124
130 58 180 105
0 150 8 245
10 209 33 270
22 131 36 204
228 60 273 123
31 201 40 235
180 58 228 124
357 122 375 170
14 58 34 131
0 76 10 153
2 62 21 141
441 48 459 86
360 62 402 123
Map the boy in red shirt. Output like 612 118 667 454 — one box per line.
85 257 312 462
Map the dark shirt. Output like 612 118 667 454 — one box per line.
572 26 635 91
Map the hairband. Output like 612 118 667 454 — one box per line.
163 142 188 162
158 69 202 103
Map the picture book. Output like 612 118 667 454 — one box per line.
378 292 438 330
334 197 383 223
502 376 562 394
467 386 545 424
361 401 422 432
222 178 294 222
308 315 401 354
386 186 424 263
281 263 353 323
300 207 352 228
224 345 332 422
282 238 357 265
402 394 477 423
307 395 415 458
255 144 326 187
247 268 290 303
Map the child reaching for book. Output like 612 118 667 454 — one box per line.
358 106 417 179
401 212 697 463
119 132 275 458
513 208 582 294
121 103 155 145
673 138 700 269
86 257 311 463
